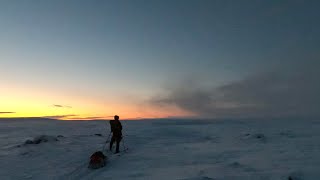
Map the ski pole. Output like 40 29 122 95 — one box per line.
104 120 112 143
102 131 112 151
106 131 112 142
122 134 128 152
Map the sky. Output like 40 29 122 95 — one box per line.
0 0 319 120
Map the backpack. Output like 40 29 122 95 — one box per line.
110 120 122 132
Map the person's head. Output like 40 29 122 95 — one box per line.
114 115 119 120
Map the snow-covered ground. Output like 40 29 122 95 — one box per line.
1 118 320 180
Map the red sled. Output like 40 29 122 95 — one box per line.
88 151 107 169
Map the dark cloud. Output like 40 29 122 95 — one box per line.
151 66 320 119
42 115 114 120
41 114 77 119
0 112 15 114
52 104 72 108
66 116 110 120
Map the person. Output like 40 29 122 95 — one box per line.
109 115 122 153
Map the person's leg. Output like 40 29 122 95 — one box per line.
115 137 121 153
109 136 115 151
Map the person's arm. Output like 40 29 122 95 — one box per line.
119 121 122 130
109 121 113 132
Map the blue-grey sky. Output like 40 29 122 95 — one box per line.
0 0 319 119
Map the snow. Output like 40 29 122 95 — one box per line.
0 118 320 180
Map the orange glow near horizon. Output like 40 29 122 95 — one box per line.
0 85 192 120
0 103 192 120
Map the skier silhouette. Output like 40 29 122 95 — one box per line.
109 115 122 153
